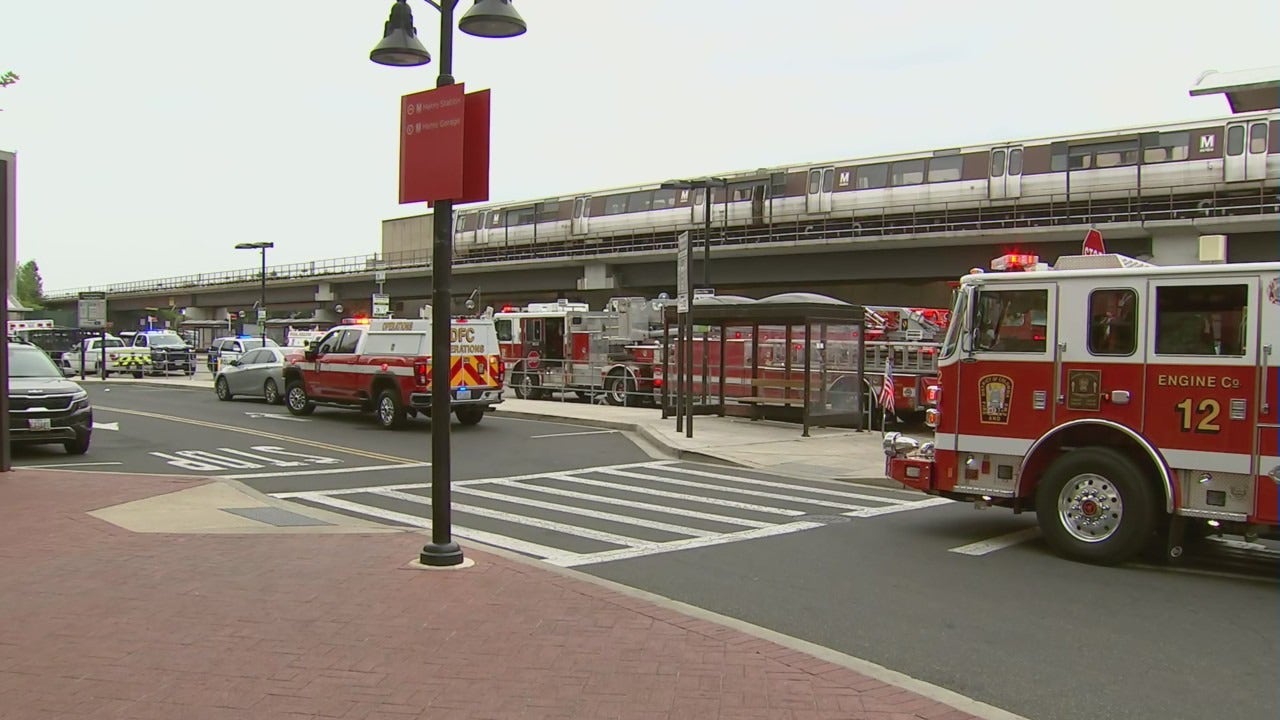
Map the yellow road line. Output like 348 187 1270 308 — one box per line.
95 405 420 465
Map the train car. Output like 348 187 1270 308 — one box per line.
452 113 1279 261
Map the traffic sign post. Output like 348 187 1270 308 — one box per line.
77 291 107 329
675 231 693 437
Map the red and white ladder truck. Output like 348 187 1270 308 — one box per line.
884 250 1280 565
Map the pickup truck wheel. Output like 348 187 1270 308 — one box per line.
215 377 233 401
1035 447 1158 566
132 371 144 379
375 389 407 430
285 380 316 416
455 405 485 426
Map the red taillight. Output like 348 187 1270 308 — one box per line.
925 384 941 405
925 408 939 428
414 361 428 386
492 355 505 383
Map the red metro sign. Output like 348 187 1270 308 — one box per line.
398 84 491 206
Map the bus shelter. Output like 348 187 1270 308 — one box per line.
661 293 866 437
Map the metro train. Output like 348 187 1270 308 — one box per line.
448 112 1278 258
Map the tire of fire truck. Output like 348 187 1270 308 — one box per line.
514 372 541 400
604 369 634 407
285 379 316 416
374 388 407 430
455 405 485 426
1034 447 1159 566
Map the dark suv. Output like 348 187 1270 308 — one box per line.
8 343 93 455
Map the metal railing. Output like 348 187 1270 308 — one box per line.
46 184 1278 301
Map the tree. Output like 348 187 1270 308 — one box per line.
16 260 44 310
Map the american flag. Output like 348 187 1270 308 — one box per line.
879 355 895 414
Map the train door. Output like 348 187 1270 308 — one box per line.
1224 121 1269 182
805 167 834 213
474 210 490 244
988 146 1023 199
751 184 766 225
571 196 590 236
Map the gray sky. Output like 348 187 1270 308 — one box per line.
1 0 1276 293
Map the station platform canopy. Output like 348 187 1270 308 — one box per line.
1189 65 1280 112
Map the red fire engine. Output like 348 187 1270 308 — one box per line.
884 250 1280 565
495 298 669 405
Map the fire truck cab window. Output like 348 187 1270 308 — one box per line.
316 330 341 355
495 319 513 342
334 329 361 354
1087 289 1138 356
1154 284 1248 356
973 288 1048 353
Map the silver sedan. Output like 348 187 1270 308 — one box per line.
213 347 290 404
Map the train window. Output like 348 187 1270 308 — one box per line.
509 207 536 226
808 170 821 194
1249 123 1267 153
1226 125 1245 156
770 172 788 198
1068 153 1091 170
489 211 505 228
456 214 471 232
821 170 834 193
927 155 963 183
573 199 583 218
693 187 706 204
855 164 888 189
1143 132 1189 163
1007 149 1023 176
890 160 924 186
651 188 678 210
990 150 1006 176
1155 284 1248 356
537 202 561 222
626 191 653 213
733 185 754 201
1087 289 1137 356
604 195 629 215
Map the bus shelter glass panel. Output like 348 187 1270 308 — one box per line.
722 326 754 401
806 321 864 428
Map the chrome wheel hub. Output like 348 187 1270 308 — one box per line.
1057 473 1123 543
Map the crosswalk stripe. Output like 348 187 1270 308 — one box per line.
504 475 771 529
455 485 716 538
375 489 644 548
551 521 825 568
661 465 918 505
290 492 572 561
522 474 805 517
598 468 874 512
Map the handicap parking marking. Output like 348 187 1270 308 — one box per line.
273 460 951 568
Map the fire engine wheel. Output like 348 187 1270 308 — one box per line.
375 389 407 430
515 372 541 400
605 371 633 407
455 405 485 426
285 380 316 416
1035 447 1158 566
215 377 233 401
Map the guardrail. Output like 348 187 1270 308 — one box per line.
46 184 1277 301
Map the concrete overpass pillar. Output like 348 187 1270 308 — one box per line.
577 262 616 291
1150 228 1228 266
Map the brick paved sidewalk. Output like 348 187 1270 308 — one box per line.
0 470 992 720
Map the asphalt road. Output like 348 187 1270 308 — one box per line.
16 381 1279 720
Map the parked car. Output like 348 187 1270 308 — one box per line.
208 336 280 373
8 343 93 454
213 346 291 404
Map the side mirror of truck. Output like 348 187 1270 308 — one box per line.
304 348 317 362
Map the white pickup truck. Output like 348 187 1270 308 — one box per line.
61 335 152 377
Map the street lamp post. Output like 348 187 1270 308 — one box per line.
371 0 526 568
235 241 274 344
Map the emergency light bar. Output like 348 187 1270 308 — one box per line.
990 253 1042 272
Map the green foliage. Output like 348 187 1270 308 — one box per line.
16 260 44 309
